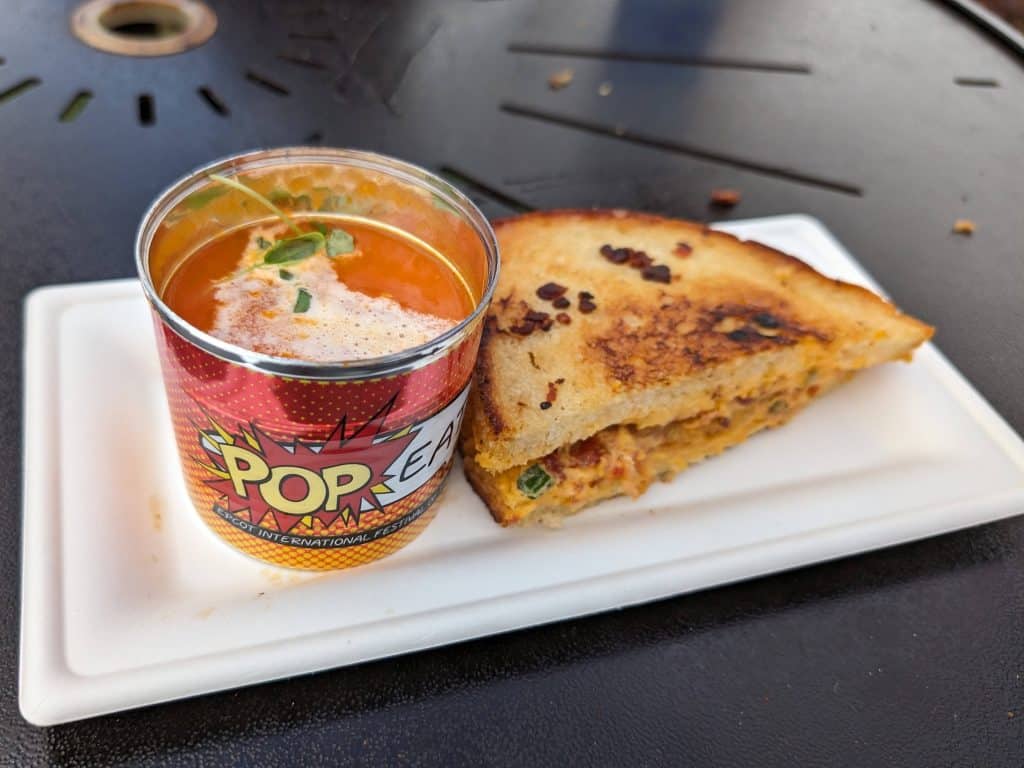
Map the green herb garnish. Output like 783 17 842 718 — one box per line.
183 186 228 211
293 288 312 313
264 232 325 265
268 188 292 204
203 176 357 274
326 228 355 257
319 193 351 212
279 269 294 280
256 236 272 249
207 173 302 236
517 464 554 499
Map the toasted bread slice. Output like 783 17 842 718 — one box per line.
459 210 933 526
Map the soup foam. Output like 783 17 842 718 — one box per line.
210 229 456 361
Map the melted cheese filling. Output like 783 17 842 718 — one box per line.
474 369 850 525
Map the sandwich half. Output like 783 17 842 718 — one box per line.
460 210 933 526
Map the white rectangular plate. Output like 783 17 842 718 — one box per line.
20 215 1024 725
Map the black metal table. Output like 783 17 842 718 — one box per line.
3 1 1024 764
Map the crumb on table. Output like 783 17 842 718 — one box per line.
548 68 574 90
953 218 976 235
710 188 742 207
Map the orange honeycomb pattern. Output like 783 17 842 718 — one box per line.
195 469 447 570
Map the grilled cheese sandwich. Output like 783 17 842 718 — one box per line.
459 210 933 525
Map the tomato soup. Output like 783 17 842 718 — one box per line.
162 216 475 361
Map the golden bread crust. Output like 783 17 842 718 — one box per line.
460 209 932 475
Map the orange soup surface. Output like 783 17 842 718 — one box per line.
161 217 474 362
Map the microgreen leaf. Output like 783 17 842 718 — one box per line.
207 173 302 236
293 288 312 313
293 194 313 211
183 186 228 210
326 228 355 257
264 232 324 265
311 221 328 236
268 188 292 204
279 269 294 280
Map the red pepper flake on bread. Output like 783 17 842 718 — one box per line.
628 251 653 269
600 244 630 264
536 282 568 300
547 378 564 403
641 264 671 283
599 243 673 282
525 310 550 324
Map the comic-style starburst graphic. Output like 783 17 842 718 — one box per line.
192 395 415 534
